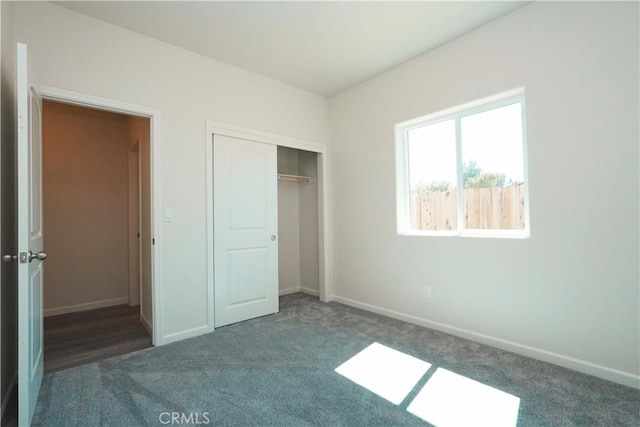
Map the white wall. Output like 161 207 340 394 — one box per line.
127 127 140 307
329 1 639 387
42 101 131 315
12 1 329 343
297 150 319 293
277 147 301 294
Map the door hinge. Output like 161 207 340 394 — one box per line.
152 238 155 245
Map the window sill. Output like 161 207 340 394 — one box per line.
400 229 529 239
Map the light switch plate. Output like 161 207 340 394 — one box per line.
164 208 174 222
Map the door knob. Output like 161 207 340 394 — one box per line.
28 250 48 262
2 255 17 263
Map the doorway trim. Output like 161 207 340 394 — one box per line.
36 85 163 345
205 120 332 329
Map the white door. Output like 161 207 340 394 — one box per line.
213 134 278 327
17 42 45 426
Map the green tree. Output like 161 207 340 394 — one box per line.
462 160 482 186
462 160 513 189
412 160 520 193
414 180 453 194
464 172 506 189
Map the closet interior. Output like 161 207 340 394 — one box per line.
277 146 320 298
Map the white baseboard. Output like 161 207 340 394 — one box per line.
141 313 152 335
279 287 300 296
279 286 319 297
331 295 640 389
44 297 128 317
300 287 319 297
1 372 17 421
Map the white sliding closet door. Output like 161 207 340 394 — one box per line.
213 135 279 327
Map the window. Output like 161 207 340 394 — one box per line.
396 89 529 238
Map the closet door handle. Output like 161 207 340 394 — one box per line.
271 235 276 241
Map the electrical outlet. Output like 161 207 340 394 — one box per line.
423 286 431 299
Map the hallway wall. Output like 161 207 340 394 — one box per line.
43 101 131 315
128 116 152 329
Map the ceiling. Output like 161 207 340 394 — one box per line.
55 1 526 96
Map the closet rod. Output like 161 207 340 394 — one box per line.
277 174 311 183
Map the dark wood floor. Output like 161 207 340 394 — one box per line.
44 304 152 374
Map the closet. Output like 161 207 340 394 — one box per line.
211 133 325 328
277 146 320 297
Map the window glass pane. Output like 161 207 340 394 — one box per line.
460 102 525 230
407 119 457 231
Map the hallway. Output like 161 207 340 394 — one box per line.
44 305 151 374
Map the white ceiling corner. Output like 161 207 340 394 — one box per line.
54 1 527 96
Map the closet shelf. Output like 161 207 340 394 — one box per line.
278 174 311 183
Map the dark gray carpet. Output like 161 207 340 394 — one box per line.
33 293 639 426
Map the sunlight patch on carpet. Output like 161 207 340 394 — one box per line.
407 368 520 427
335 342 431 405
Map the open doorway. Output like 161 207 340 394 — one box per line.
41 100 152 373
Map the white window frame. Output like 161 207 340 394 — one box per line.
395 88 530 238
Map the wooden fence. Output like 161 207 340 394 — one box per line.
411 185 525 230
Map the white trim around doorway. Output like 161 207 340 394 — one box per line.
205 120 332 330
35 85 163 346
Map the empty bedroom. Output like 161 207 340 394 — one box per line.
0 1 637 426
